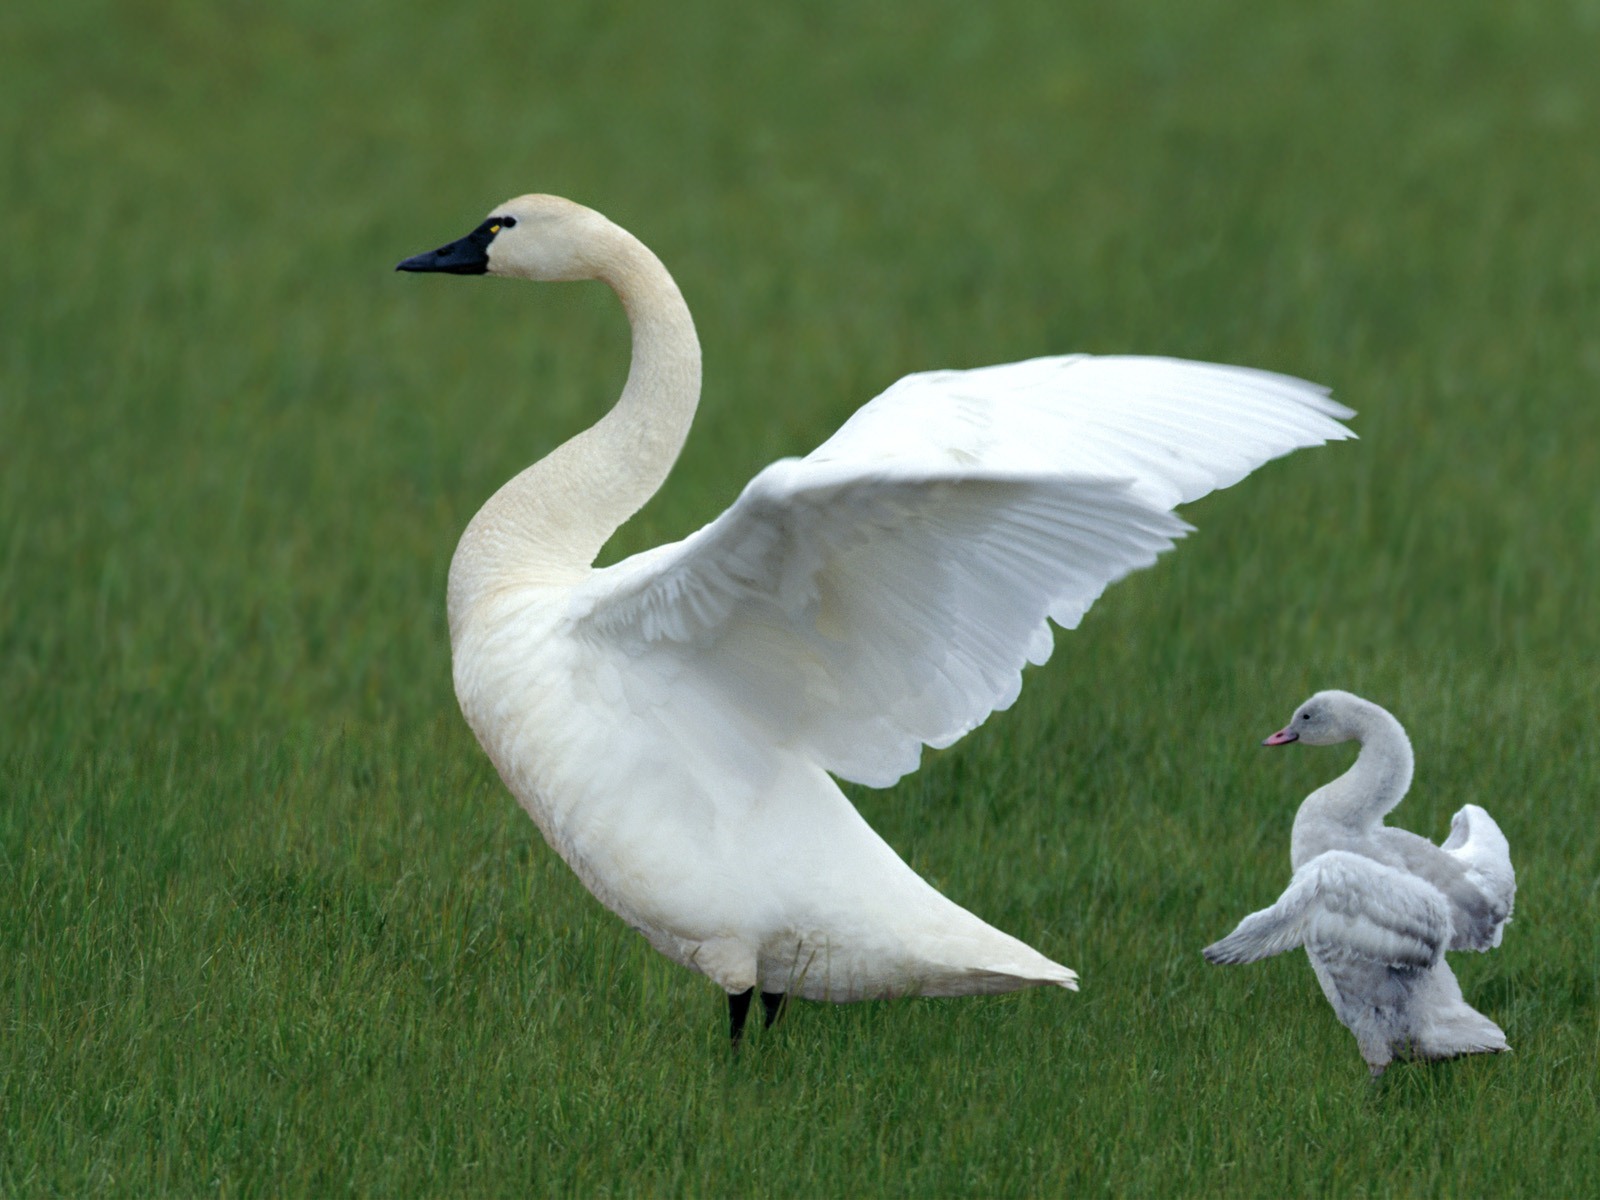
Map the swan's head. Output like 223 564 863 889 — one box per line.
1263 689 1371 747
396 194 616 282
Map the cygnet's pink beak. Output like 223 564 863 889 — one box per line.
1262 727 1299 746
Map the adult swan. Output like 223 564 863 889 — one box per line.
397 194 1354 1043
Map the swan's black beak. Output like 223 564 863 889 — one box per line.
396 222 495 275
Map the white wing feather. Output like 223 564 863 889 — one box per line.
810 356 1354 508
1204 850 1451 969
569 355 1354 787
1440 803 1517 948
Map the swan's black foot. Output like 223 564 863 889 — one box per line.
729 987 755 1048
761 990 786 1029
729 988 788 1047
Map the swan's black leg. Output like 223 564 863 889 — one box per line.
761 990 786 1029
728 987 755 1047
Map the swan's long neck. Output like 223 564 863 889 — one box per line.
447 222 701 633
1290 702 1415 866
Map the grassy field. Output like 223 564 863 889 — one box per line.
4 0 1599 1193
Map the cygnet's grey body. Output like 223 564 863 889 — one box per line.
1204 690 1515 1077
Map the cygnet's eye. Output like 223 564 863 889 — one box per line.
1299 710 1312 721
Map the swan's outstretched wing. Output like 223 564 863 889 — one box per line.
809 355 1354 510
1203 850 1451 969
573 466 1185 786
570 355 1353 787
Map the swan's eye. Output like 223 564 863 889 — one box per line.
499 216 517 228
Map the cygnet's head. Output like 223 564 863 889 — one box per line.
1262 689 1372 747
396 194 616 282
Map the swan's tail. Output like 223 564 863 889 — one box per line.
1419 1005 1510 1060
927 911 1080 995
946 956 1079 995
774 945 1078 1001
904 923 1080 997
1412 960 1510 1060
1442 804 1516 947
757 907 1079 1001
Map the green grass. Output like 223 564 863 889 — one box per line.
4 0 1599 1193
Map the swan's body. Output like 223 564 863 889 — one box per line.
398 195 1355 1038
1205 691 1515 1076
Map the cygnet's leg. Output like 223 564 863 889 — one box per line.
761 991 786 1029
1359 1034 1393 1079
729 987 755 1047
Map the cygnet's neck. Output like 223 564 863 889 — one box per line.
1290 700 1415 867
447 221 702 635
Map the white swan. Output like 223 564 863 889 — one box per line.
397 194 1355 1042
1204 690 1516 1076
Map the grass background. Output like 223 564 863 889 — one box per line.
4 0 1598 1193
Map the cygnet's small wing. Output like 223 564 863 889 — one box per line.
1441 804 1516 948
1379 807 1515 953
1204 850 1450 969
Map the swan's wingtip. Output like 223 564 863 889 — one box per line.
1201 940 1244 965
